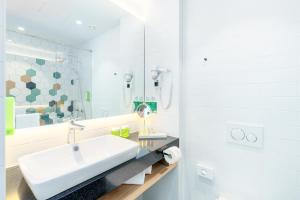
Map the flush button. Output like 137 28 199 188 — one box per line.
227 122 264 148
230 128 245 141
246 133 258 143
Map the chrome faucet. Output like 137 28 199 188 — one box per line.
68 120 85 151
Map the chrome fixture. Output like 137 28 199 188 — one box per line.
68 120 85 151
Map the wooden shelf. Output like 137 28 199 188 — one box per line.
98 162 177 200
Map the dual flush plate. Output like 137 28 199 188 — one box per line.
197 122 264 181
227 122 264 148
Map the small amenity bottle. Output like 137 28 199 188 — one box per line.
120 125 130 138
111 127 120 136
5 97 15 135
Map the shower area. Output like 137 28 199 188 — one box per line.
5 30 92 128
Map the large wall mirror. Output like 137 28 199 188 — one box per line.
5 0 145 129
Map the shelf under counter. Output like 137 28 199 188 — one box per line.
98 162 177 200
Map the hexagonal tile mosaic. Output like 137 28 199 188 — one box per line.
5 34 86 127
26 82 36 90
36 58 46 66
6 80 16 89
31 88 41 96
53 72 61 79
53 83 61 90
49 89 57 96
26 69 36 77
6 80 16 96
21 75 31 83
60 95 68 101
26 94 36 103
49 100 56 107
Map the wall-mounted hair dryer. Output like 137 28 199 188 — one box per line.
124 72 134 88
151 67 173 110
151 68 170 87
123 72 134 108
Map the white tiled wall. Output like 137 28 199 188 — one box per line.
0 0 5 198
144 0 180 138
143 0 181 199
182 0 300 199
83 14 144 118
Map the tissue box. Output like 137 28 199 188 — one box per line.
124 171 146 185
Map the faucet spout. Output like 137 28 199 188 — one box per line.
70 120 85 130
68 120 86 147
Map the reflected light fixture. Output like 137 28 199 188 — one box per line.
75 20 83 25
17 26 25 31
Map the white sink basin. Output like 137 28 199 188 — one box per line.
18 135 139 200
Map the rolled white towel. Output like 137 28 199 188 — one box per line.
163 146 181 164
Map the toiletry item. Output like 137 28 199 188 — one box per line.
139 133 167 139
146 101 157 112
120 125 130 138
5 97 15 135
163 146 181 165
85 91 91 102
111 127 120 136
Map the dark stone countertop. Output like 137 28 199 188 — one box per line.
6 133 179 200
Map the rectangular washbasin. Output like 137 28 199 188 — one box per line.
18 135 139 200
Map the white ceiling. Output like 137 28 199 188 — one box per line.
7 0 131 45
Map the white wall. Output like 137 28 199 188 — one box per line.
182 0 300 199
143 0 181 199
0 0 5 198
83 14 144 118
144 0 180 137
85 25 122 118
120 14 145 104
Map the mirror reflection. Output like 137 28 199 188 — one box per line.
5 0 145 129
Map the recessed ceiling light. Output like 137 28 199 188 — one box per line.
17 26 25 31
7 39 13 43
75 20 83 25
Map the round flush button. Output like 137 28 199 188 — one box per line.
246 133 258 143
231 128 245 141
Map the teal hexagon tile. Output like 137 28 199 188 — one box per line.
41 114 49 121
26 82 36 90
40 114 53 125
49 89 57 96
49 100 56 107
45 107 54 113
53 72 61 79
55 107 61 113
26 69 36 77
31 88 41 96
36 58 46 66
57 112 64 118
47 118 54 125
26 94 36 103
60 95 68 101
26 108 36 114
